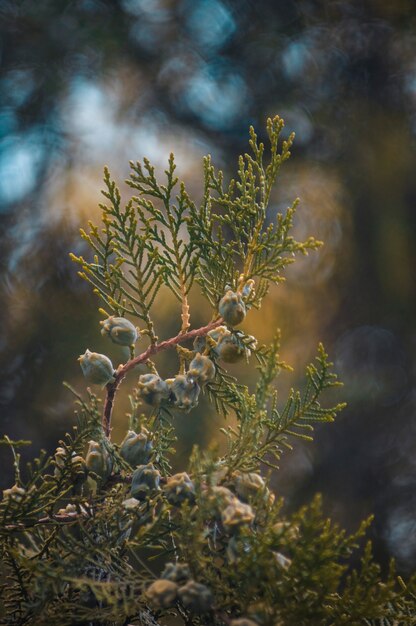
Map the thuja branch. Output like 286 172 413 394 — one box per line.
102 318 224 437
3 118 413 626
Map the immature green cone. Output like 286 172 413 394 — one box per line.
193 335 206 354
164 472 195 505
137 373 170 407
210 464 230 485
208 325 231 342
233 471 266 501
232 470 275 508
85 440 113 481
203 485 235 520
100 315 139 346
145 579 178 609
193 325 230 353
120 429 153 467
218 290 246 326
130 463 160 500
188 353 216 385
221 499 255 533
169 374 200 411
178 580 213 613
78 349 115 386
215 332 256 363
161 562 191 584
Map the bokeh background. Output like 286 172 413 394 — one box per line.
1 0 415 574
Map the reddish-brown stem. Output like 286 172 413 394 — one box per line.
102 318 224 437
102 373 125 437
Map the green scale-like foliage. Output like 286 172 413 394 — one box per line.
1 117 415 626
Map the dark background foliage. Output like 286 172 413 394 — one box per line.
0 0 415 574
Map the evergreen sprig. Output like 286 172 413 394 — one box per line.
188 116 321 308
127 153 199 332
1 117 414 625
219 342 346 473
